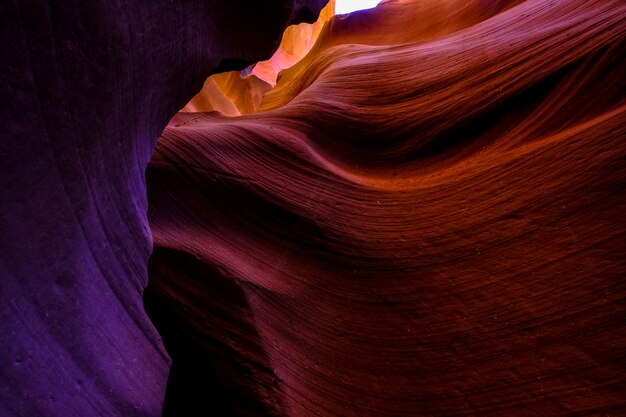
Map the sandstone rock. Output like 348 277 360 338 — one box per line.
147 0 626 415
0 1 328 416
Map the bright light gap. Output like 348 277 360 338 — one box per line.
335 0 382 15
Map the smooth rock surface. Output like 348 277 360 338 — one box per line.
182 0 336 115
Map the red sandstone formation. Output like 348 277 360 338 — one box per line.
261 0 523 111
146 0 626 415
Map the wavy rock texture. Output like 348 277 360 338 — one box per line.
181 71 273 117
183 1 336 116
0 1 328 416
261 0 523 111
250 0 337 87
147 0 626 416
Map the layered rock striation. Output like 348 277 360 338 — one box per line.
147 0 626 415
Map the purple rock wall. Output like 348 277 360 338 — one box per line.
0 2 327 416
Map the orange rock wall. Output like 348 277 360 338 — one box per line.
183 0 336 115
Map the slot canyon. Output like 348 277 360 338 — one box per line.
1 0 625 416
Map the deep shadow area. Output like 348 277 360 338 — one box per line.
145 300 234 417
162 358 226 416
144 248 284 417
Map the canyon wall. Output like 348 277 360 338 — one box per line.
146 0 626 416
2 0 624 416
182 0 336 115
0 1 328 416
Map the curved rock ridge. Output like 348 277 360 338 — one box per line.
261 0 523 111
147 0 626 416
182 71 274 116
250 0 337 87
0 1 328 416
183 0 336 115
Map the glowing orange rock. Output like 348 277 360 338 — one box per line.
183 0 336 115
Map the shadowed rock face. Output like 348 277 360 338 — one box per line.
0 1 328 416
146 0 626 416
